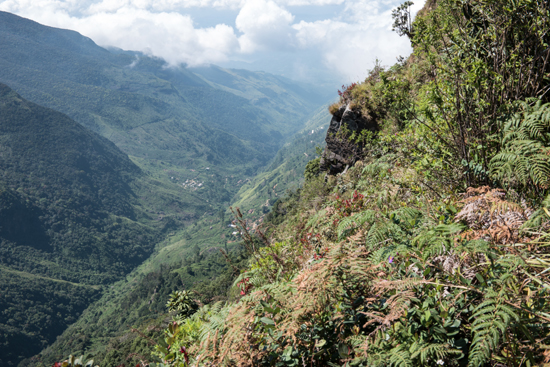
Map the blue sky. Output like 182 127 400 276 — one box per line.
0 0 425 87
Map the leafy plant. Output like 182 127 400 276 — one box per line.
490 100 550 197
392 1 415 38
166 290 198 322
52 355 98 367
413 0 550 186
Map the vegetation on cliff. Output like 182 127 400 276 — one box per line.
143 0 550 366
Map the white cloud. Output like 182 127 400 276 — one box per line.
84 0 345 12
292 1 416 82
0 0 425 81
0 2 240 66
86 0 246 12
279 0 344 5
236 0 295 53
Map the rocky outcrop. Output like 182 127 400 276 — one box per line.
319 103 377 175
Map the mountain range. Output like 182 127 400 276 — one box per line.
0 10 325 173
0 10 331 366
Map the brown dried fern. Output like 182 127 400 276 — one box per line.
456 186 532 244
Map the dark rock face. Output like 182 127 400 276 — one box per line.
319 103 377 175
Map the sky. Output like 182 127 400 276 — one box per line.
0 0 425 87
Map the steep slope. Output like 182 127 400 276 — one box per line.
144 1 550 365
21 106 332 367
231 106 330 216
0 84 159 366
0 10 331 366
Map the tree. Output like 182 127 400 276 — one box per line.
392 1 415 38
411 0 550 186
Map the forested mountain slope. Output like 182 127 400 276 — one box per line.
21 105 332 367
230 106 330 216
0 84 161 366
0 11 325 177
0 13 329 365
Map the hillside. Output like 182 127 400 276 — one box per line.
230 106 330 216
0 13 330 366
0 83 163 366
11 0 550 366
20 106 332 367
0 10 325 178
133 1 550 366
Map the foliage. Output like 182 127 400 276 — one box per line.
337 83 358 103
51 355 98 367
30 242 250 367
303 157 321 181
166 291 198 322
411 0 550 186
392 1 415 38
158 156 550 366
149 2 550 365
0 84 157 366
8 1 550 366
490 100 550 198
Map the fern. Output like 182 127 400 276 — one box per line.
197 302 230 342
410 341 461 364
337 209 377 240
306 208 328 230
468 292 519 367
365 221 404 249
455 238 488 255
389 207 423 228
388 344 413 367
413 230 451 259
362 161 392 178
490 100 550 192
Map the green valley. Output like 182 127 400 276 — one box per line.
8 0 550 366
60 0 550 366
0 83 158 365
0 9 330 367
19 105 332 367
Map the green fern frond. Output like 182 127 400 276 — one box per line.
365 221 404 250
337 209 377 240
410 342 460 364
369 246 397 264
306 208 328 229
491 100 550 191
412 226 455 259
362 161 392 178
494 254 525 270
390 207 422 223
467 292 519 367
388 345 413 367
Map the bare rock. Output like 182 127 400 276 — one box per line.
320 103 377 175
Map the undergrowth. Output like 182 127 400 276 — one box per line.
151 154 550 366
147 0 550 366
50 0 550 366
